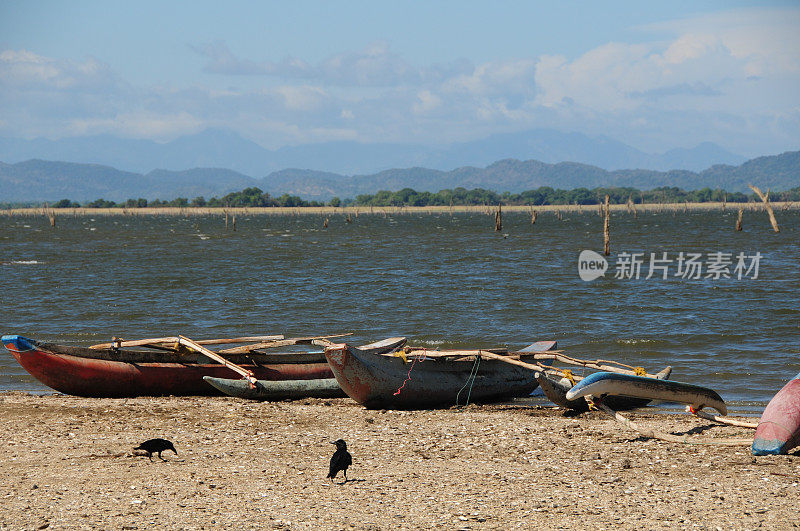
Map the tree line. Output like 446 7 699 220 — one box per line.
3 185 799 210
351 186 800 207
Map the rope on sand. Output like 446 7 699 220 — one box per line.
597 403 753 446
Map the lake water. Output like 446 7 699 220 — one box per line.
1 208 798 411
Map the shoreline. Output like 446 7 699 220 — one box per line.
0 392 796 529
3 201 798 217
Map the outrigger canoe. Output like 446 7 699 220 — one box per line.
752 372 800 456
1 334 405 398
323 341 557 409
536 366 673 412
565 371 727 415
204 377 345 400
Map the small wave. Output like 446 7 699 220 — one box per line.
9 260 42 265
615 338 659 345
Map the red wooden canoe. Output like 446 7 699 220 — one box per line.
2 335 405 398
752 372 800 456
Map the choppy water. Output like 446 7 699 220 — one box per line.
1 209 798 411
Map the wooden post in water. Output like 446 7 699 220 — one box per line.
345 213 352 223
494 203 502 231
323 217 329 229
232 214 237 231
224 210 229 230
722 193 727 211
530 210 537 225
736 208 743 231
748 184 780 232
603 195 610 256
627 195 638 219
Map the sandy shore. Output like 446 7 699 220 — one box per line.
4 201 798 217
0 392 797 530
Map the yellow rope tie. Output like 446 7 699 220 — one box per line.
392 346 415 364
561 369 577 386
634 367 647 376
175 341 193 355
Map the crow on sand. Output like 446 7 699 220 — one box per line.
327 439 352 483
134 438 177 461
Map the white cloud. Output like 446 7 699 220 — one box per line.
412 90 442 115
67 111 204 139
194 41 473 87
273 85 328 111
0 7 798 156
0 49 118 91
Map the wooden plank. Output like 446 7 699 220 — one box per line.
217 333 352 354
89 334 285 350
401 349 648 377
177 336 256 385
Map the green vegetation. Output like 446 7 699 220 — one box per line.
3 186 798 210
352 186 761 206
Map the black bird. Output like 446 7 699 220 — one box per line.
134 438 178 461
327 439 352 483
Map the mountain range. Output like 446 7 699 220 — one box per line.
0 128 748 177
1 151 798 203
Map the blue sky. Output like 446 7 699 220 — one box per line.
1 1 798 156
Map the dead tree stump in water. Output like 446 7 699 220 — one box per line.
603 195 611 256
530 210 537 225
323 217 329 229
736 208 743 231
748 184 780 232
44 205 55 227
494 203 502 231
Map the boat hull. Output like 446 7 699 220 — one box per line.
565 371 727 415
536 367 672 412
2 335 334 397
3 335 407 398
752 372 800 456
324 345 540 409
203 376 345 400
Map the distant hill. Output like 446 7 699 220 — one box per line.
0 160 257 202
262 151 800 200
2 150 795 203
0 127 747 176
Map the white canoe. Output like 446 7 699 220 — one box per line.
565 371 727 415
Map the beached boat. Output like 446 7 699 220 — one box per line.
536 366 673 412
323 341 557 409
1 334 405 398
752 372 800 456
204 376 345 400
565 371 727 415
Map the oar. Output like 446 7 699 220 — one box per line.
90 334 285 350
177 336 257 386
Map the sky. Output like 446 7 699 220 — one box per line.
1 0 799 157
